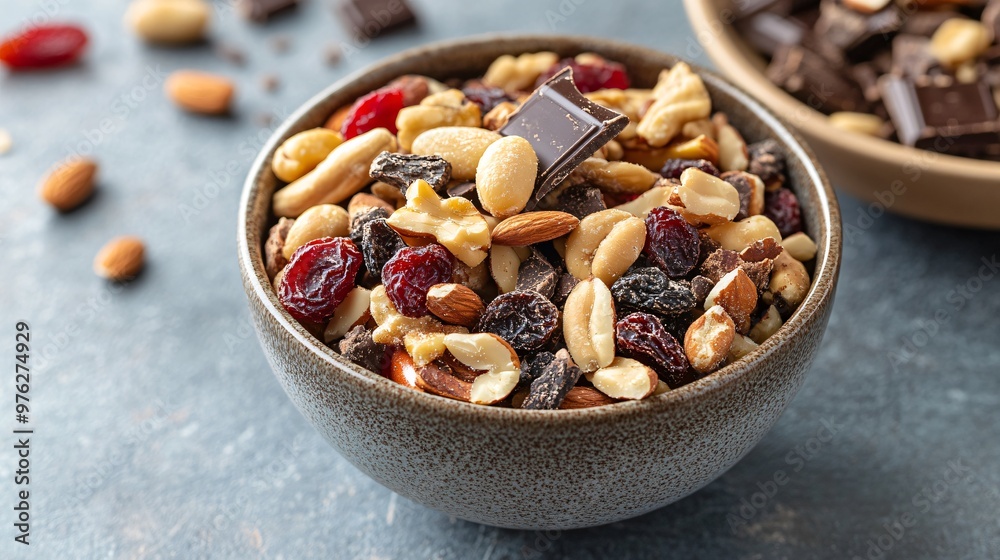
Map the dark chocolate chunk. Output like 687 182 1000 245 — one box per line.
522 349 582 410
553 184 606 219
691 275 715 307
500 67 629 202
879 75 1000 155
237 0 299 22
515 249 559 300
336 0 416 37
520 351 555 388
720 171 756 220
611 267 697 318
349 206 389 247
851 62 882 104
813 0 901 62
446 181 476 199
747 139 787 187
369 151 451 192
339 326 387 373
700 249 743 283
767 45 869 114
264 217 294 279
552 273 579 307
361 219 406 282
742 259 774 293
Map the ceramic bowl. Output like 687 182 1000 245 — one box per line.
685 0 1000 229
238 34 841 530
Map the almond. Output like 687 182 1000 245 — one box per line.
165 70 234 115
426 283 485 327
388 348 424 391
559 386 620 409
704 268 758 334
490 211 580 246
39 158 97 211
684 305 736 374
414 360 471 401
323 287 372 342
94 236 145 281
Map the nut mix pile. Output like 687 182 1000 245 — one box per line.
263 52 818 409
736 0 1000 159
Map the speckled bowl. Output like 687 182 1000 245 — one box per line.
238 34 841 530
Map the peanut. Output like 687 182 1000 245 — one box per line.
827 112 885 136
482 101 519 131
476 135 538 219
713 113 748 172
705 215 782 252
126 0 210 45
769 250 810 309
411 127 501 181
396 89 481 151
271 128 344 183
282 204 350 259
565 209 646 285
569 158 659 194
563 278 617 372
613 184 675 218
781 232 818 261
272 128 396 217
674 168 741 225
590 357 658 400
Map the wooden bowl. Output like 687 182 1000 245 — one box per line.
685 0 1000 229
238 34 841 530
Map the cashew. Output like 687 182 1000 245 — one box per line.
271 128 344 182
395 89 481 151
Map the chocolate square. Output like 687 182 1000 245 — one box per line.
337 0 416 37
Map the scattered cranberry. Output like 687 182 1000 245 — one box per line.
382 244 454 318
644 207 701 278
764 188 802 237
279 237 362 324
616 313 694 388
340 86 405 140
535 56 630 93
0 24 88 69
661 158 720 179
461 84 511 114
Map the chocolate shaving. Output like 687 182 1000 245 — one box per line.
370 151 452 192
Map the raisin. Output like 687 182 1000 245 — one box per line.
340 86 405 139
644 206 700 278
461 82 512 114
279 237 362 323
764 188 802 237
369 151 452 192
554 184 606 219
611 267 697 317
339 325 388 373
382 244 454 318
361 219 406 282
536 56 630 93
350 207 389 247
515 249 558 300
660 158 720 179
476 291 559 352
747 139 786 186
522 349 582 410
615 313 693 388
0 24 88 69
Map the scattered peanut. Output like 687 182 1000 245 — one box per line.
126 0 210 45
563 278 616 372
396 89 481 151
565 209 646 285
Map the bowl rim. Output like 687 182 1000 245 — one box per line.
683 0 1000 178
238 33 842 423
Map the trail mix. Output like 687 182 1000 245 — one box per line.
263 52 818 409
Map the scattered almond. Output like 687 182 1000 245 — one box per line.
558 386 620 409
94 236 145 281
39 158 97 211
165 70 235 115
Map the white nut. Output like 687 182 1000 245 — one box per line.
369 285 467 345
590 357 658 400
272 128 396 217
569 158 660 194
928 19 991 69
404 332 447 367
705 215 782 252
637 63 712 147
769 251 810 309
780 232 818 261
728 334 759 362
126 0 210 45
272 128 344 183
386 180 491 267
324 287 372 342
713 114 748 172
565 209 646 285
282 204 350 259
411 126 501 181
476 136 538 218
563 277 617 372
614 184 674 218
489 245 524 294
395 89 481 151
675 168 741 225
483 51 559 92
443 333 521 405
749 304 782 344
684 305 736 374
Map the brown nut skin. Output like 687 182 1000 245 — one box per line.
389 349 424 391
490 211 580 246
39 158 97 211
94 236 145 281
684 305 736 374
704 268 759 334
426 283 485 327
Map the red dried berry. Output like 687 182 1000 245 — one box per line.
644 206 701 278
764 188 802 237
340 86 405 140
0 24 88 69
616 313 696 388
382 244 454 318
660 158 720 179
461 84 511 114
279 237 362 324
536 57 630 93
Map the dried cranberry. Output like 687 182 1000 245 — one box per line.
461 84 511 114
382 244 454 317
615 313 694 388
0 24 88 69
476 291 559 352
644 207 700 278
536 57 630 93
340 86 405 139
764 188 802 237
279 237 362 323
660 158 720 179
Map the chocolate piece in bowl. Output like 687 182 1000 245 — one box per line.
813 0 902 62
878 75 1000 155
737 12 810 56
499 67 628 202
766 45 869 113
